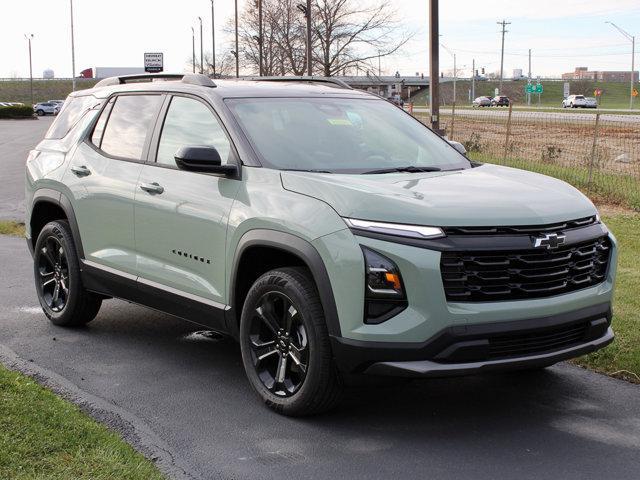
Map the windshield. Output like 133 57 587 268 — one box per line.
225 97 470 173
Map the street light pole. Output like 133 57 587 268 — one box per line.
198 17 203 74
191 27 196 73
235 0 239 78
210 0 216 77
605 21 636 110
428 0 441 134
25 34 34 106
70 0 76 91
306 0 312 76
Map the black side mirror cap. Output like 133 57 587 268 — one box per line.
174 145 238 175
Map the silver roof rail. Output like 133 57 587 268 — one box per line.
243 76 353 90
94 73 216 88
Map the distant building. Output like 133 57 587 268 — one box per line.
42 69 54 79
562 66 639 83
512 68 523 79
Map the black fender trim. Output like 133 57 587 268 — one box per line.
31 188 85 259
227 229 342 339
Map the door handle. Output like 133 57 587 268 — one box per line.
139 182 164 195
70 165 91 177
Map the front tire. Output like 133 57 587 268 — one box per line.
240 267 343 416
36 109 44 116
33 220 102 327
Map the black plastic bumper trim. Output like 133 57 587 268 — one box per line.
330 302 611 373
364 327 614 378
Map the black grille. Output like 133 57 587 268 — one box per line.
441 236 611 302
487 322 589 360
442 216 597 236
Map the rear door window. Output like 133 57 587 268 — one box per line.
99 95 163 160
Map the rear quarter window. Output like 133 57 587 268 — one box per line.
45 95 100 139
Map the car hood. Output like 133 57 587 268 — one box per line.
281 164 596 227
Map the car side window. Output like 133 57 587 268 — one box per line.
90 98 115 148
99 94 163 160
156 96 231 166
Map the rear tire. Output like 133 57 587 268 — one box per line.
240 267 343 416
33 220 102 327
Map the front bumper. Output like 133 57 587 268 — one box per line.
331 303 613 377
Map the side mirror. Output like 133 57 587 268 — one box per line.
447 140 467 156
174 146 238 175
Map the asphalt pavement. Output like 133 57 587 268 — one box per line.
1 118 640 480
0 116 53 221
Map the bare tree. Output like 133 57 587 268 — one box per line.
186 51 236 77
311 0 411 76
232 0 410 77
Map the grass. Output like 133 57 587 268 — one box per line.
410 79 639 110
573 213 640 383
0 221 25 237
0 79 98 104
0 364 164 479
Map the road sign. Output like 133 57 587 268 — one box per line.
144 52 163 73
494 87 499 97
594 89 602 97
563 82 570 98
633 88 639 98
525 84 543 94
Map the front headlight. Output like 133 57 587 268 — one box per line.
344 218 444 240
361 246 408 324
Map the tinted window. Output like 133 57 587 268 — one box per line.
46 95 99 139
100 95 162 160
90 98 115 147
156 96 231 166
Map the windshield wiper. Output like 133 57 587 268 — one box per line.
363 166 442 175
282 168 333 173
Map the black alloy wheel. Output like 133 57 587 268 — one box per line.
37 235 69 313
247 291 309 397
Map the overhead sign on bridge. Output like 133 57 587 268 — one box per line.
144 53 163 73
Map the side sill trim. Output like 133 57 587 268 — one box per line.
81 259 229 312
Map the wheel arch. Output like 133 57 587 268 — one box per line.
30 189 84 259
227 230 342 340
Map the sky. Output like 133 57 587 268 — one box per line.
1 0 638 79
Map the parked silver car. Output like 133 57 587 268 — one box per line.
33 102 59 116
472 96 491 107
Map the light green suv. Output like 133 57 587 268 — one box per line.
25 73 616 416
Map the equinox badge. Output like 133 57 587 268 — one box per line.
532 233 566 250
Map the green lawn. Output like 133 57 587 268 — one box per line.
410 79 639 110
0 365 164 480
573 213 640 383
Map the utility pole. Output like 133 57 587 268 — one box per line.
191 27 196 73
497 19 510 92
25 34 34 106
378 51 381 76
429 0 441 134
198 17 203 74
606 21 636 109
258 0 263 76
210 0 216 77
235 0 239 78
441 44 456 106
471 58 475 101
527 48 532 106
70 0 76 91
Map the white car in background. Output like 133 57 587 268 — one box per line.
562 94 596 108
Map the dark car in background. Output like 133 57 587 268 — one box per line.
491 95 510 107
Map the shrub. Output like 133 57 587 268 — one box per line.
0 105 34 118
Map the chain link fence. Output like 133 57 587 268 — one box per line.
411 107 640 211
